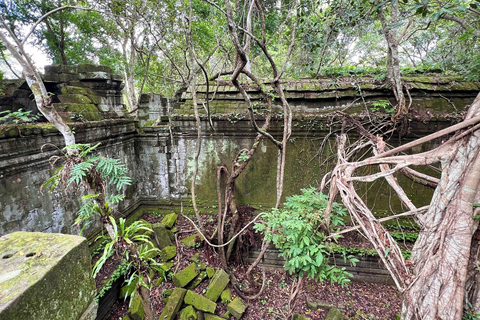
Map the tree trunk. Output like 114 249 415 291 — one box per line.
402 96 480 319
0 19 75 148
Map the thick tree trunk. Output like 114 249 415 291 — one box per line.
402 96 480 319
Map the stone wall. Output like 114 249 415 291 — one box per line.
1 73 479 239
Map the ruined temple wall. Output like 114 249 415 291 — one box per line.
1 73 479 238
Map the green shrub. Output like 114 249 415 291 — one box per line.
254 187 358 286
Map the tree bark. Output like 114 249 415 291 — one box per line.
0 16 75 148
402 94 480 319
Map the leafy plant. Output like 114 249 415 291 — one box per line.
43 143 132 232
93 217 166 304
254 187 358 286
0 108 39 124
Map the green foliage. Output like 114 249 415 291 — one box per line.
0 109 39 124
371 100 394 115
92 218 166 303
254 187 357 286
43 143 132 231
390 232 418 243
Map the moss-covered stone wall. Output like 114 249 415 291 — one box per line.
0 75 478 238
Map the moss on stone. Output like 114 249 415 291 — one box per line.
184 290 217 314
179 305 198 320
187 271 208 290
0 232 96 320
160 246 177 262
173 263 199 288
227 297 247 319
162 213 178 229
204 314 224 320
159 287 187 320
220 289 231 304
57 94 93 104
325 307 343 320
205 269 230 302
206 267 215 278
53 103 104 121
181 233 203 247
128 292 145 320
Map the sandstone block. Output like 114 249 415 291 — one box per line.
184 290 217 314
159 287 187 320
227 297 247 319
173 263 199 288
205 269 230 302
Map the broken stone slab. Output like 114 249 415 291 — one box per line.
188 271 208 290
325 307 344 320
181 233 204 247
160 246 177 262
179 305 198 320
184 290 217 314
173 263 199 288
128 292 145 320
227 297 247 319
162 213 178 229
152 223 173 249
220 288 231 304
206 267 215 278
159 287 187 320
0 232 97 320
205 269 230 302
204 314 224 320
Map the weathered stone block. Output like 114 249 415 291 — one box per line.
220 288 231 304
128 292 145 320
153 223 173 249
205 269 230 302
184 290 217 314
159 287 187 320
187 271 208 290
162 212 178 228
77 64 113 73
227 297 247 319
180 305 198 320
173 263 199 288
160 246 177 262
206 267 215 278
0 232 96 320
53 103 104 121
78 71 110 81
181 233 204 247
325 307 344 320
204 314 224 320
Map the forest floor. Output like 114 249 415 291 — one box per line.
96 211 403 320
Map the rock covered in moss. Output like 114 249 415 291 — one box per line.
220 288 231 304
159 288 187 320
152 223 173 249
325 307 344 320
160 246 177 262
179 305 198 320
173 263 199 288
227 297 247 319
188 271 208 290
181 233 204 247
205 269 230 302
162 213 178 229
128 292 145 320
184 290 217 314
206 267 215 278
0 232 96 320
204 314 224 320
